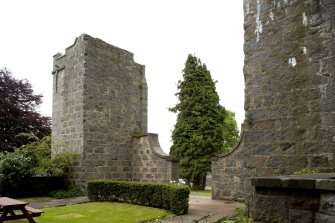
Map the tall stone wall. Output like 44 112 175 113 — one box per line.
212 0 335 200
52 34 178 188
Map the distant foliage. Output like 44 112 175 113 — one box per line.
49 188 83 199
169 54 239 190
222 110 240 152
88 180 190 215
0 68 51 152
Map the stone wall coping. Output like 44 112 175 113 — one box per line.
65 34 80 51
251 173 335 190
212 130 244 161
145 133 179 162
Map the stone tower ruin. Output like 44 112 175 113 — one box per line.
212 0 335 200
51 34 178 188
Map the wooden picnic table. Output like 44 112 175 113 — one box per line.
0 197 42 223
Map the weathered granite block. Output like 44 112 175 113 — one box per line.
315 213 335 223
251 174 335 223
319 193 335 216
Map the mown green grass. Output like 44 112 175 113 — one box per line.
190 189 211 196
10 202 172 223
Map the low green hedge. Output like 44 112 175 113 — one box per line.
87 180 190 215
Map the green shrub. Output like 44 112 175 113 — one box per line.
0 134 77 197
294 168 319 174
18 134 78 177
33 152 78 177
0 149 36 197
87 180 190 215
49 188 84 199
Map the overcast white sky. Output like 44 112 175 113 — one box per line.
1 0 245 153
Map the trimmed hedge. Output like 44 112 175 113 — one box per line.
87 180 190 215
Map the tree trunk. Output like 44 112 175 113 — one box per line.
192 173 206 190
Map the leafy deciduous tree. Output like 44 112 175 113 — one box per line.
0 68 51 152
0 134 77 197
222 110 239 152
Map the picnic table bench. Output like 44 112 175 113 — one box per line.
0 197 43 223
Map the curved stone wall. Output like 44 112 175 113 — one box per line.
132 133 179 182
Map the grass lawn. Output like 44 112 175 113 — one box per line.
190 189 211 196
10 202 172 223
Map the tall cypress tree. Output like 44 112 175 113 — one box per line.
170 54 226 190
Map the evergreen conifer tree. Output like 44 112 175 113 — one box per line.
170 54 227 190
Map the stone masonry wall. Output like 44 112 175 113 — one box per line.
52 42 85 155
132 134 179 182
212 0 335 200
251 174 335 223
80 34 147 184
52 34 177 188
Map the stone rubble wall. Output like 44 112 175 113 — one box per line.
212 0 335 200
52 34 178 189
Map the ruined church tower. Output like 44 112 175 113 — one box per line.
52 34 178 188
